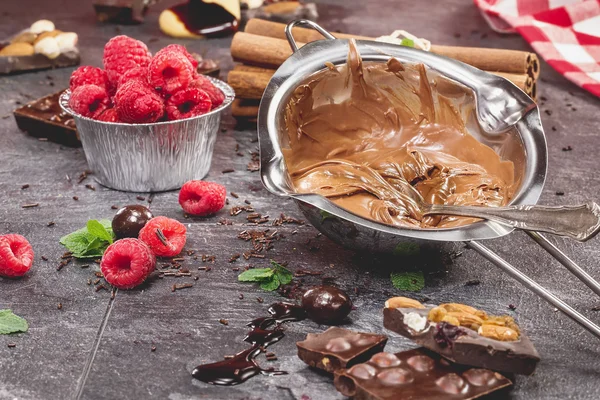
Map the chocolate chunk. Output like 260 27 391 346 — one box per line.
333 348 512 400
0 51 80 75
13 90 80 147
296 327 387 373
383 305 540 375
93 0 150 25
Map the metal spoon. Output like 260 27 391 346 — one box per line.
385 175 600 242
422 201 600 242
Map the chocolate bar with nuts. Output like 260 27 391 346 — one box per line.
296 327 388 373
333 348 512 400
0 51 79 75
383 297 540 375
14 90 80 147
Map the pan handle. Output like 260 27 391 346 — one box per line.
285 19 336 53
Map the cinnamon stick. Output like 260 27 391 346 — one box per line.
228 69 272 99
228 65 534 101
243 18 539 79
231 98 260 117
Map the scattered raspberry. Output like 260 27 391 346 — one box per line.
179 180 226 216
138 216 186 257
160 44 199 69
114 80 164 123
103 35 151 87
147 50 194 96
189 75 225 109
165 87 212 120
97 108 120 122
100 238 156 289
0 234 34 278
118 66 148 87
70 66 110 93
69 84 111 119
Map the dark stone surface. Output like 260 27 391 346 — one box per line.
1 0 600 399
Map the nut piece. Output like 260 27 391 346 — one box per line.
441 314 460 326
33 37 60 59
30 19 55 35
478 324 519 341
0 42 35 56
34 30 63 45
385 296 425 309
440 303 487 319
428 306 447 322
447 311 484 330
55 32 78 52
11 31 37 44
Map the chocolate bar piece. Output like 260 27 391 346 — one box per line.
383 304 540 375
93 0 150 24
333 348 512 400
296 327 387 373
0 51 80 75
14 90 80 147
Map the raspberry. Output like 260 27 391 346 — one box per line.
69 84 111 119
70 66 110 92
189 75 225 109
100 238 156 289
147 50 194 96
103 35 151 87
138 216 186 257
178 180 226 216
97 108 120 122
0 234 34 278
161 44 199 69
114 80 164 123
117 66 148 87
165 87 212 120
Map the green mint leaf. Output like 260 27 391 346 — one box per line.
87 220 113 244
271 260 293 285
60 219 115 259
393 242 420 257
400 38 415 48
0 310 29 334
391 271 425 291
260 276 280 291
238 268 274 282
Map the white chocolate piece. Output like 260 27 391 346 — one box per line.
30 19 55 35
55 32 78 52
33 36 60 59
158 10 202 39
403 312 429 333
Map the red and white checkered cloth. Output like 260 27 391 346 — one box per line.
474 0 600 97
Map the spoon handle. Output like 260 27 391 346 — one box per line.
425 202 600 242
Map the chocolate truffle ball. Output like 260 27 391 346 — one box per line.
301 286 353 324
112 205 153 239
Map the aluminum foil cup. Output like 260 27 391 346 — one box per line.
60 77 235 192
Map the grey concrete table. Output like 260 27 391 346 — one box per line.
1 1 600 399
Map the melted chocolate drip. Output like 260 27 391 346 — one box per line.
169 0 238 38
191 303 306 386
